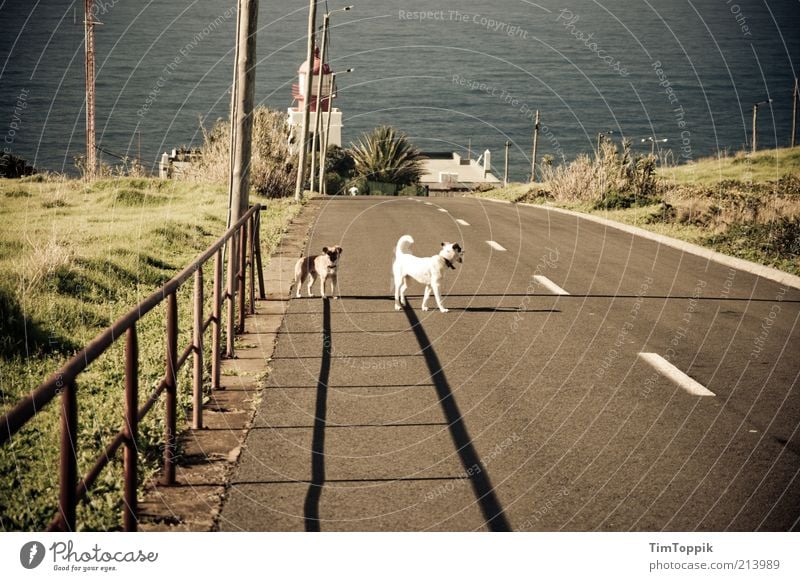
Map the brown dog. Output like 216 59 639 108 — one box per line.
294 246 343 299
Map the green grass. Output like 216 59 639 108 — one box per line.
0 176 303 530
469 147 800 276
659 147 800 185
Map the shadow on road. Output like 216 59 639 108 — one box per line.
403 305 512 532
303 298 330 532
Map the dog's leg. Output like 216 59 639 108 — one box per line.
307 274 315 297
320 273 327 299
399 277 409 307
393 274 402 310
422 285 432 311
295 274 303 298
432 282 448 313
330 273 339 299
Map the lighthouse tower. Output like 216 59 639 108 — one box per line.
287 47 343 153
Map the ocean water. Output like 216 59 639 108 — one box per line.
1 0 798 181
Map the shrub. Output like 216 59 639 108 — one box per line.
542 139 661 206
0 152 35 178
350 125 423 186
195 107 297 198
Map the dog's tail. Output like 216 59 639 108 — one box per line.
395 234 414 258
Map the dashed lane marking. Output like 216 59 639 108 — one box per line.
486 240 506 251
639 352 716 397
533 275 570 296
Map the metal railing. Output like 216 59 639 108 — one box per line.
0 205 265 531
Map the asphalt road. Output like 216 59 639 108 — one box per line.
219 196 800 531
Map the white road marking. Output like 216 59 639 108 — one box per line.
438 208 448 213
456 219 470 226
638 353 716 397
533 275 570 295
424 202 433 206
486 240 506 251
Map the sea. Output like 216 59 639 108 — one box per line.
1 0 799 181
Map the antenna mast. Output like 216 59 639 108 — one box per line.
84 0 97 179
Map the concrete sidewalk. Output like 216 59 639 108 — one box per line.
138 200 321 531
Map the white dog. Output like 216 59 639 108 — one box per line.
393 235 463 313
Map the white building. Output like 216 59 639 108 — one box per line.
418 149 501 191
287 47 343 153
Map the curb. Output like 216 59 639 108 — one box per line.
497 200 800 290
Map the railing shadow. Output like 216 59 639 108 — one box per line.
403 305 511 531
303 298 331 531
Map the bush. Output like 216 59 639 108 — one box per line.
195 107 297 198
0 152 35 178
542 139 661 205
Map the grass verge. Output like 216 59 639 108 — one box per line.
0 176 303 530
469 147 799 275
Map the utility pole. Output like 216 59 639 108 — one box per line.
84 0 97 180
294 0 318 201
504 140 510 187
309 16 330 193
792 77 798 148
751 99 772 154
319 68 353 195
226 0 258 357
530 110 540 183
228 0 258 225
319 72 336 196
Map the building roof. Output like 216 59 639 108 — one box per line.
418 152 501 188
298 47 332 75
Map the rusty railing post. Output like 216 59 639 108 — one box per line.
162 292 178 486
254 210 266 300
226 233 237 358
123 326 139 531
211 249 223 390
58 378 78 531
248 213 256 314
238 220 247 333
192 266 204 430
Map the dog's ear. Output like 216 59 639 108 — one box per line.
441 242 445 247
336 247 343 255
453 244 462 253
322 246 329 253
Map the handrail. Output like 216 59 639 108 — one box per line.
0 204 266 532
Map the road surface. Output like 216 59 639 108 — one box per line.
219 196 800 531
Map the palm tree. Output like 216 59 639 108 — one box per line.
350 125 424 186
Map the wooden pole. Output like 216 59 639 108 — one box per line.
792 78 798 148
84 0 96 180
530 110 540 183
752 104 758 154
227 0 258 356
294 0 318 200
320 73 336 196
503 140 510 187
309 14 330 193
228 0 258 225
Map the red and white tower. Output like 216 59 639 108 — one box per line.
288 47 342 152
